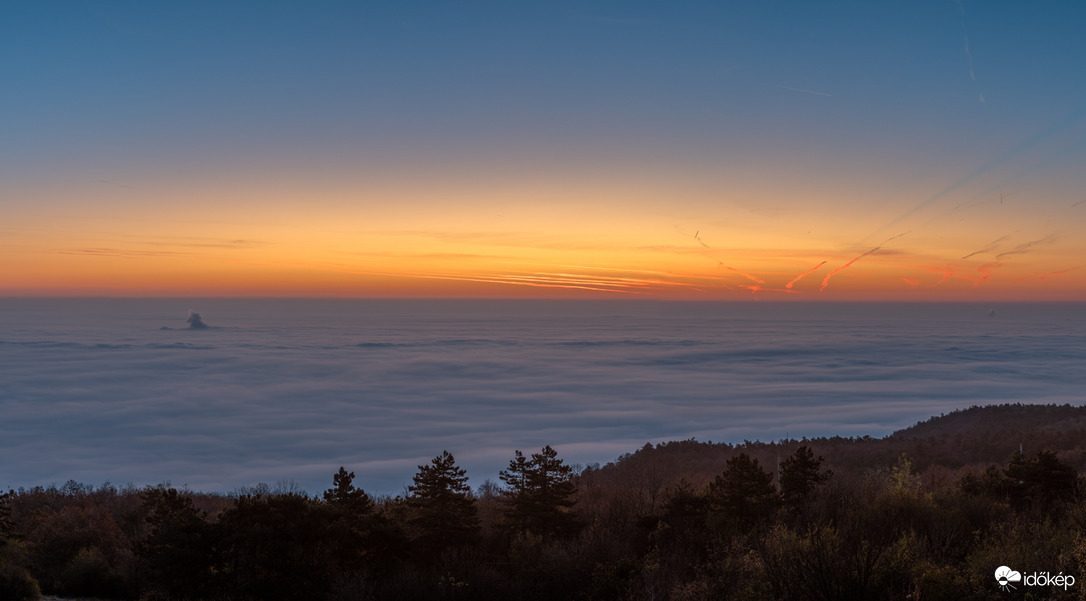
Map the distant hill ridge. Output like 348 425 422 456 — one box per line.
890 403 1086 439
580 403 1086 496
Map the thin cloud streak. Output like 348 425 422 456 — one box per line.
861 104 1086 244
397 273 648 294
511 263 674 276
251 257 722 295
96 179 143 191
694 230 711 248
972 262 1001 287
54 248 190 258
995 234 1058 259
956 0 985 102
771 84 832 97
905 263 1001 289
820 233 908 292
961 235 1010 260
739 284 799 298
929 266 953 288
785 260 827 289
724 266 765 285
1018 266 1082 281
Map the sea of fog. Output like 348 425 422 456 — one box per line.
1 299 1083 495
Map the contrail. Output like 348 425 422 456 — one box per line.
771 84 832 97
740 284 799 297
962 34 976 81
820 233 907 292
961 234 1010 259
520 271 705 291
1072 199 1086 208
725 266 765 285
995 234 1057 259
290 257 727 294
511 263 673 276
908 264 988 288
956 0 984 102
930 185 1019 227
785 260 827 289
97 179 142 190
972 263 1000 287
409 273 646 294
860 104 1086 244
929 266 953 288
1018 266 1081 281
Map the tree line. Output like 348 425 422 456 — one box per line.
2 433 1085 599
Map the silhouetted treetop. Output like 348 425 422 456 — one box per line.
779 445 831 509
408 451 479 553
709 453 778 527
500 445 579 538
323 466 374 515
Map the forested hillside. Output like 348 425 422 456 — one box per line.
2 403 1085 601
582 402 1086 507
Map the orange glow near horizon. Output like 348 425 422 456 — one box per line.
7 225 1085 300
4 160 1086 300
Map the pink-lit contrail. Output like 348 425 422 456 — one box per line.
254 260 666 294
1018 266 1081 281
820 233 907 292
785 260 827 289
929 266 953 288
907 264 993 288
398 273 648 294
725 266 765 284
971 263 1001 287
740 284 800 298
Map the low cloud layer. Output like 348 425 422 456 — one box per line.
186 310 208 329
1 299 1083 495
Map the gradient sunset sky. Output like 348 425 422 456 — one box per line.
4 2 1086 299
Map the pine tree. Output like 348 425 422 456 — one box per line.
322 466 377 572
710 453 778 527
779 445 832 509
1005 449 1078 510
499 450 533 533
408 451 479 554
323 466 374 515
500 445 579 537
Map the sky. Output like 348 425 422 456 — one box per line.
4 1 1086 299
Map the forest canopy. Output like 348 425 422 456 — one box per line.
2 403 1086 601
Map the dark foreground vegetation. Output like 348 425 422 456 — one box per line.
4 403 1086 600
